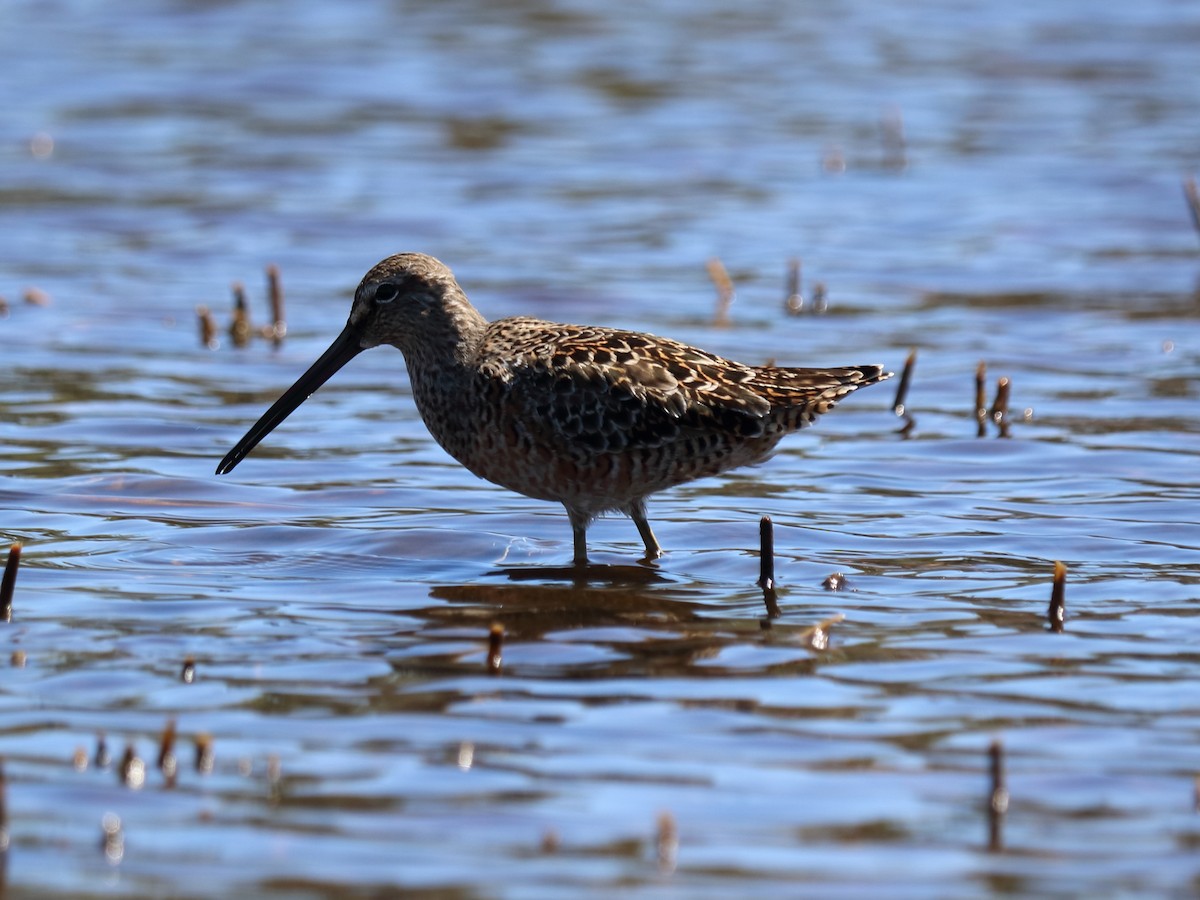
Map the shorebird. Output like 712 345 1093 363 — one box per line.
217 253 891 565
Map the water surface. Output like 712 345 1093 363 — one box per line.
2 0 1199 895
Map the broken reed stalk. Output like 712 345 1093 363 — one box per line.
757 516 775 591
812 282 827 314
119 744 145 789
229 281 252 347
822 572 846 591
266 263 287 346
1 542 21 620
94 732 110 769
101 812 124 863
785 257 803 314
194 733 215 775
23 288 50 307
1184 177 1200 241
758 516 780 620
157 718 178 784
800 613 845 651
487 623 504 674
892 349 916 416
974 361 988 438
990 376 1011 438
706 257 734 328
655 811 678 874
197 305 218 349
0 758 7 855
1048 560 1067 633
987 738 1007 852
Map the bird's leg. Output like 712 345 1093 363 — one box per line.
629 501 662 561
566 507 590 566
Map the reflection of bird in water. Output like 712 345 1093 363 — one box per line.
217 253 891 565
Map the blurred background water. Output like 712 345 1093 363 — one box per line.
1 0 1199 895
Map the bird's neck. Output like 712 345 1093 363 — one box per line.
397 290 489 412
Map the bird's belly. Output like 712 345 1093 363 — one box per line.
435 417 782 513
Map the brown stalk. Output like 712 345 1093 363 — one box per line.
487 623 504 674
1 542 21 620
892 349 916 416
990 376 1011 438
1183 177 1200 241
1048 560 1066 633
266 263 287 346
987 738 1007 852
706 258 734 328
784 257 803 314
974 361 988 438
229 281 252 347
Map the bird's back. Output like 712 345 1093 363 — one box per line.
407 315 889 516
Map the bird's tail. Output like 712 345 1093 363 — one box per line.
754 364 892 430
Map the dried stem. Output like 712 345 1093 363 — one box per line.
158 718 178 786
1183 177 1200 242
1 542 21 620
799 613 845 651
974 361 988 438
987 738 1007 852
757 516 775 591
487 623 504 674
656 811 678 874
94 732 110 769
706 258 735 328
0 758 7 853
194 733 215 775
785 257 803 314
892 349 916 416
990 376 1011 438
229 282 252 347
266 264 287 346
197 305 218 350
822 572 846 591
1048 560 1067 633
812 281 828 314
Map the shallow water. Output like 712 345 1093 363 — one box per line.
2 0 1199 896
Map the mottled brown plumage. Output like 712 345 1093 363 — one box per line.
217 253 892 565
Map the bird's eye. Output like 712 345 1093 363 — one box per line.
374 283 399 304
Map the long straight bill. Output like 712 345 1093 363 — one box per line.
215 323 364 475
